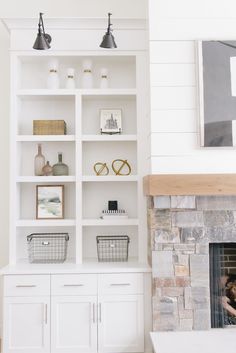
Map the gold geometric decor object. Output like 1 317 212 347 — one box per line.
111 159 131 176
93 162 109 176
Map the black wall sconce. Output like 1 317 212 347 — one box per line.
33 13 52 50
33 12 117 50
100 13 117 49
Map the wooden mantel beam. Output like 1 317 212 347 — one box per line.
143 174 236 196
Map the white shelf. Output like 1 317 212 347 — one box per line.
82 257 141 266
17 176 76 183
82 218 139 226
16 219 76 227
17 89 137 97
17 135 75 142
81 89 137 96
82 135 137 142
16 134 137 142
82 175 138 182
17 89 76 96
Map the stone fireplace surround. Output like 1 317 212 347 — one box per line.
148 195 236 331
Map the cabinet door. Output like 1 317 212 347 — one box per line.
98 295 144 353
51 295 97 353
3 296 50 353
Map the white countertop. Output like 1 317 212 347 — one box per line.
150 329 236 353
0 260 151 275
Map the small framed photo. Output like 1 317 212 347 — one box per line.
36 185 64 219
100 109 122 134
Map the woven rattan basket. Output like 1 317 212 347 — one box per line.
33 120 67 135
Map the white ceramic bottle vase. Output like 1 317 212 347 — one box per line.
34 144 46 176
82 59 94 88
65 68 76 89
47 59 60 89
100 68 109 89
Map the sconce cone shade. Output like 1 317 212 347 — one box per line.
33 32 51 50
100 13 117 49
33 13 52 50
100 33 117 49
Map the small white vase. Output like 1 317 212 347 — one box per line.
82 59 94 89
65 68 76 89
100 68 109 89
47 59 60 89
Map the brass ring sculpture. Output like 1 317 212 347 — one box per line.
93 162 109 176
112 159 131 176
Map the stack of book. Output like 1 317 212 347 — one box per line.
100 209 128 219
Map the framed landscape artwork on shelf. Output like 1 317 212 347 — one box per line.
36 185 64 219
198 40 236 147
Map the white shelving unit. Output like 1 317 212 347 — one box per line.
2 19 152 353
6 21 149 268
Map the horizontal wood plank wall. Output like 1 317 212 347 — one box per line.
148 0 236 174
143 174 236 196
150 0 236 20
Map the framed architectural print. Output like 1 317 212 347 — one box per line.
100 109 122 134
36 185 64 219
198 40 236 147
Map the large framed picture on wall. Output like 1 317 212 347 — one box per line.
198 40 236 147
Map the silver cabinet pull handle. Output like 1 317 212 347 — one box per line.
93 303 96 323
16 285 37 288
45 304 48 325
63 284 84 287
99 303 102 323
110 283 131 286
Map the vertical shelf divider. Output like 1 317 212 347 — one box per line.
10 53 20 265
75 93 83 263
136 53 149 263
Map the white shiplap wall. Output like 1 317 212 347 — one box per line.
149 0 236 174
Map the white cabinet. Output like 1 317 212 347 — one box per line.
3 296 50 353
51 273 98 353
51 296 97 353
97 273 144 353
51 295 144 353
50 273 144 353
98 295 144 353
98 273 143 295
3 273 146 353
4 274 51 297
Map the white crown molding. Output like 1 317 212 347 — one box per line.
2 17 147 32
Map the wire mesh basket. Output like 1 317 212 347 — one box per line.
96 235 130 262
27 233 69 263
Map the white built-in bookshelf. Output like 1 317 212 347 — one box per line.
7 21 149 266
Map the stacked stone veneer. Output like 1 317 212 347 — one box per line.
148 195 236 331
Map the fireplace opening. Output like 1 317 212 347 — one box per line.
210 243 236 328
